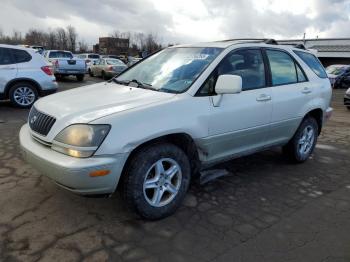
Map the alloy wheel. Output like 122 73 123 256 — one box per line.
143 158 182 207
13 86 35 106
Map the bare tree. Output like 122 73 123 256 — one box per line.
66 25 77 52
78 40 88 53
55 27 68 50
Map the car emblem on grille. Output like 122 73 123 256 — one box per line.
30 115 38 124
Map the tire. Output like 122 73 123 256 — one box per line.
55 74 62 81
88 69 94 77
9 82 38 108
122 143 191 220
101 71 107 80
283 117 318 163
347 106 350 110
76 74 84 81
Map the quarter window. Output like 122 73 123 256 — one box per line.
294 50 327 78
11 49 32 63
266 50 297 86
0 48 14 65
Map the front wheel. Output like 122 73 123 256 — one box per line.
283 117 318 163
347 106 350 110
122 143 191 220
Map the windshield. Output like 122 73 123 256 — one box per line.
49 51 73 59
107 59 125 65
326 65 347 75
116 47 222 93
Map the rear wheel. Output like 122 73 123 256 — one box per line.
9 82 38 108
283 117 318 163
88 69 94 77
76 74 84 81
122 143 191 220
101 71 106 80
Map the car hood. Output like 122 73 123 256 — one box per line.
34 82 176 125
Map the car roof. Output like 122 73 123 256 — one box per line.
0 44 38 54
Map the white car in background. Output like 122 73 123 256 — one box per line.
76 53 100 73
0 44 57 108
20 39 332 219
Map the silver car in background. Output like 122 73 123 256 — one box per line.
89 58 127 79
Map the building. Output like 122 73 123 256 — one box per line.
96 37 129 56
278 38 350 67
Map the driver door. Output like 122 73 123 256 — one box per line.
202 48 273 163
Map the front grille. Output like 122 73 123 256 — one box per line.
28 107 56 136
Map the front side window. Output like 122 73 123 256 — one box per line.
199 49 265 95
218 49 265 91
116 47 222 93
266 50 297 85
294 50 327 78
0 48 13 65
11 49 32 63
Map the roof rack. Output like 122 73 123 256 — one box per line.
219 38 279 45
278 43 306 50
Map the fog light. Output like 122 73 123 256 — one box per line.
89 170 110 177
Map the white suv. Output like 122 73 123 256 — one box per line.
20 39 333 219
0 44 57 108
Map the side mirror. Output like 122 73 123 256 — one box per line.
215 75 242 94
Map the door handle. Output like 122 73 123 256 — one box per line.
256 94 271 102
302 87 312 94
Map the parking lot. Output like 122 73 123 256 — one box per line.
0 77 350 261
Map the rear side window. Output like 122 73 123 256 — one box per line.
0 47 14 65
266 50 297 85
294 50 327 78
11 49 32 63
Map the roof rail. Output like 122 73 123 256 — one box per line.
277 43 307 50
218 38 279 45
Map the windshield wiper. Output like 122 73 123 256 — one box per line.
127 79 157 91
113 78 157 91
112 78 129 86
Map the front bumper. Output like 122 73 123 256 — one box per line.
325 107 333 122
19 124 128 195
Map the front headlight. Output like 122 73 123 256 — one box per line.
52 124 110 158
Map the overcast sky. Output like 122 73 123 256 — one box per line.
1 0 350 47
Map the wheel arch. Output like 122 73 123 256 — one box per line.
118 132 200 189
304 108 323 135
5 78 41 98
